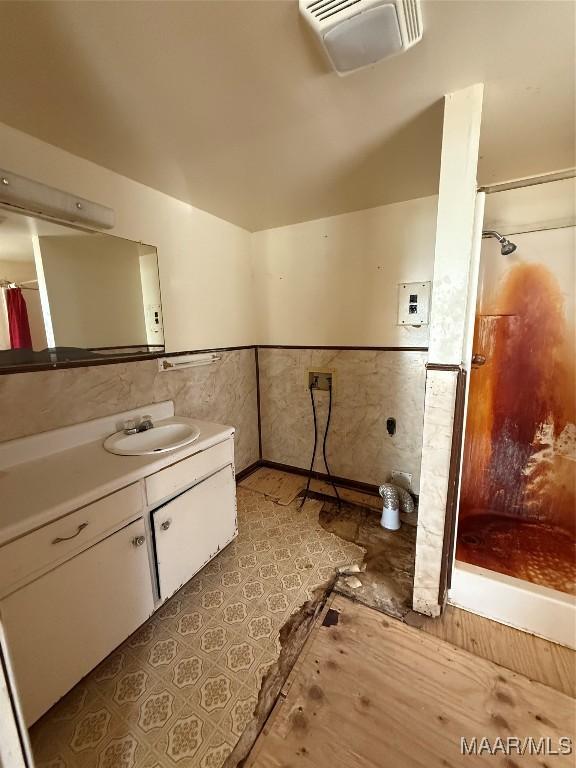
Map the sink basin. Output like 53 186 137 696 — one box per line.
103 418 200 456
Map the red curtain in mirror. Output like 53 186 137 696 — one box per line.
6 287 32 349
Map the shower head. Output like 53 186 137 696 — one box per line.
500 239 517 255
482 230 517 255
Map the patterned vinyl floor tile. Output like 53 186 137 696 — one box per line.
29 487 365 768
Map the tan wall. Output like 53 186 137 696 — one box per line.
0 122 439 488
252 195 438 347
0 121 257 352
0 349 259 472
0 120 260 476
252 197 437 492
483 177 576 235
39 235 147 348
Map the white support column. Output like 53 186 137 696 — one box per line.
31 235 55 348
413 83 484 616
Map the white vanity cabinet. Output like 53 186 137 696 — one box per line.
154 464 237 600
0 483 143 597
1 518 153 725
0 408 237 726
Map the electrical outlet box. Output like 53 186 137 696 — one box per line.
390 470 412 491
397 281 431 325
308 371 333 391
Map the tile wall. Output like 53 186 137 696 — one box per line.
0 349 259 473
258 348 427 492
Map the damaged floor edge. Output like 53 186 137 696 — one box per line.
243 593 575 768
233 469 575 768
29 469 573 768
223 579 336 768
29 483 368 767
240 467 418 527
318 499 416 619
242 467 418 621
224 470 420 768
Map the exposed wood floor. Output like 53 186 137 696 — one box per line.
240 466 417 521
239 467 310 506
246 595 575 768
241 467 418 618
240 467 575 766
30 489 364 768
242 468 575 692
418 604 576 698
240 466 386 513
320 499 416 619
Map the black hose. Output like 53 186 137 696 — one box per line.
323 384 341 508
299 384 318 509
300 382 341 509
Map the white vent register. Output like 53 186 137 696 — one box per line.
299 0 423 74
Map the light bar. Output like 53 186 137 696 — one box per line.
0 168 115 229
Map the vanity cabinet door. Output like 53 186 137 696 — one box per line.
153 465 237 601
0 519 154 726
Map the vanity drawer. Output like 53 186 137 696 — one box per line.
0 482 143 597
145 438 234 506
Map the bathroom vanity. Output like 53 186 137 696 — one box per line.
0 401 237 725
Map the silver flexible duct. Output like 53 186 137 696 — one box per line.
378 482 415 530
397 486 415 515
379 483 400 511
378 483 414 514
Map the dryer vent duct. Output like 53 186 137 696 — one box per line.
299 0 423 75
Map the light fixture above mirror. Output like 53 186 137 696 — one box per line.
0 168 115 229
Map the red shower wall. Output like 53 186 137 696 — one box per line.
458 261 575 594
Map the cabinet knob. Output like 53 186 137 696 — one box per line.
161 519 172 531
132 535 146 547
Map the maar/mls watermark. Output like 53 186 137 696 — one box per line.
460 736 573 757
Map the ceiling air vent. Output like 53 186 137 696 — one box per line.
299 0 423 75
307 0 363 22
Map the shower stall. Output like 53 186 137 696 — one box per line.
449 176 575 647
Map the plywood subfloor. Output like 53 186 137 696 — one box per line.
417 603 576 698
240 467 306 505
246 594 575 768
320 499 416 618
240 466 417 522
30 489 365 768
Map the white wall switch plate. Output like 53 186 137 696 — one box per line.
397 281 431 325
146 304 163 335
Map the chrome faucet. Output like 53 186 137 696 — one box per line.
137 415 154 432
122 414 154 435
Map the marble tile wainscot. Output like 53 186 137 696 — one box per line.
257 347 428 493
412 367 459 616
0 348 259 473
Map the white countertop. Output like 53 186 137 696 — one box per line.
0 418 234 547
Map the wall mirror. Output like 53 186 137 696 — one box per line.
0 207 164 372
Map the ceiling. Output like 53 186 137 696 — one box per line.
0 1 573 232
